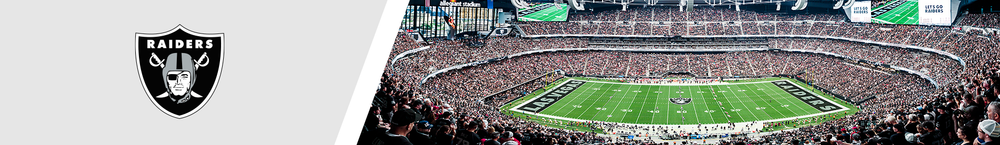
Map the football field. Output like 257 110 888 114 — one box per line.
509 78 849 125
518 4 569 21
872 0 919 25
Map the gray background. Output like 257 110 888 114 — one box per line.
0 0 400 144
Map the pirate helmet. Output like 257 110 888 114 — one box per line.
162 53 198 96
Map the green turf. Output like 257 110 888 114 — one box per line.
509 77 849 125
501 78 606 133
518 4 568 21
872 0 919 25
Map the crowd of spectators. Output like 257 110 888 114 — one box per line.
371 48 944 144
365 6 1000 144
959 13 1000 29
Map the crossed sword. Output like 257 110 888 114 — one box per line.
149 52 210 99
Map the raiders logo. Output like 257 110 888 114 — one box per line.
136 25 223 119
669 97 692 105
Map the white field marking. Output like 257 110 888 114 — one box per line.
546 82 595 115
579 79 773 86
549 82 603 117
742 83 790 118
661 85 671 124
575 83 616 119
507 79 850 127
685 85 706 123
781 80 850 113
761 80 829 114
752 82 808 116
699 85 731 123
510 79 575 111
724 84 764 120
715 85 747 121
650 85 661 123
583 83 624 119
734 83 779 119
633 85 654 123
614 84 639 123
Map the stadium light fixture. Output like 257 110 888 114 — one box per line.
842 0 854 10
569 0 586 10
832 0 844 9
792 0 807 10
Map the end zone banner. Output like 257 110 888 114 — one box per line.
772 81 842 112
518 80 585 113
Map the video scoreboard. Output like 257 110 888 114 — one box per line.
847 0 954 26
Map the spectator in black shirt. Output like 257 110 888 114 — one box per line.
891 124 912 145
372 109 418 145
409 120 435 145
483 133 502 145
455 121 482 145
918 121 944 145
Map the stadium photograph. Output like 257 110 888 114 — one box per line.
359 0 1000 144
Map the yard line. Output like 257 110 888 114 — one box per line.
735 84 784 119
713 85 747 122
567 84 614 119
651 85 662 124
634 85 654 124
751 82 811 115
685 85 710 124
702 85 731 123
748 82 802 116
547 82 603 117
730 84 777 120
582 84 622 120
615 85 641 123
722 84 763 120
662 85 673 124
760 80 819 115
592 84 631 122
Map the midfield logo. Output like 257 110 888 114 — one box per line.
136 25 224 119
669 97 692 105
